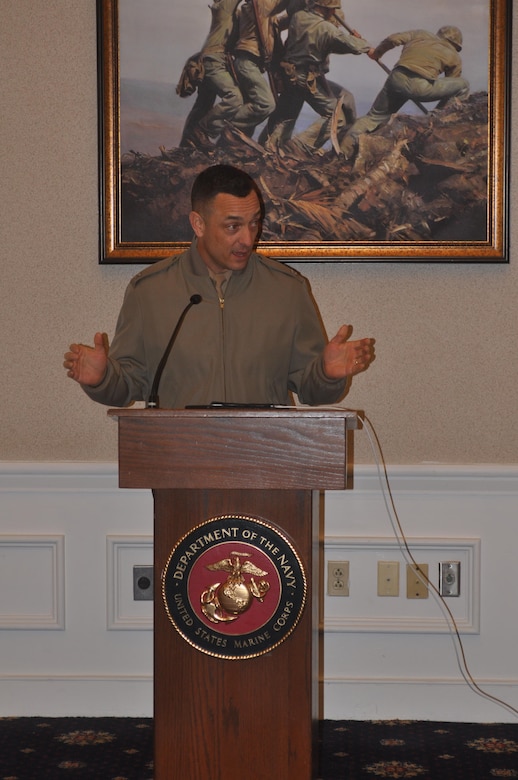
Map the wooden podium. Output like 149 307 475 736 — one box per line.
109 407 358 780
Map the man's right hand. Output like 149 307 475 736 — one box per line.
63 332 108 386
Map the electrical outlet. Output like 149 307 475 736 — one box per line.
406 563 429 599
133 565 154 601
377 561 400 596
327 560 349 596
439 561 460 596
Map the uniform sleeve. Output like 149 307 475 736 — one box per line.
331 26 371 56
298 354 348 405
81 282 151 407
373 30 415 59
287 281 347 406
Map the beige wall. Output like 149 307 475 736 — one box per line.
2 1 517 465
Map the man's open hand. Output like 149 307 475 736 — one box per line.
323 324 375 380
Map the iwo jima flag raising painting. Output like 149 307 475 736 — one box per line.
97 0 510 263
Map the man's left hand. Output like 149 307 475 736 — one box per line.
323 324 375 379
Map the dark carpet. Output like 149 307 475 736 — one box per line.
0 717 517 778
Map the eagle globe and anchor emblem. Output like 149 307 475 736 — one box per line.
201 551 270 624
162 514 307 659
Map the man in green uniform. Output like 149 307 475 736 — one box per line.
63 165 375 409
340 26 469 158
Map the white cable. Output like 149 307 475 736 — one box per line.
360 413 518 720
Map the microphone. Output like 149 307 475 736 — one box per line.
147 294 202 408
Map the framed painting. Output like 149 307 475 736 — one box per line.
97 0 511 263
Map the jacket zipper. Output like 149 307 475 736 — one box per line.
219 294 226 399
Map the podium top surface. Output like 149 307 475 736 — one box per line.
108 406 359 421
108 407 360 490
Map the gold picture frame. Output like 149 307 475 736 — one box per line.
97 0 511 263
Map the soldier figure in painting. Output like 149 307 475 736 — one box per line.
258 0 370 151
179 0 244 148
339 25 470 158
228 0 290 138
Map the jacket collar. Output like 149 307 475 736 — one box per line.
186 238 256 290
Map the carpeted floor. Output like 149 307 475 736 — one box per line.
320 719 518 778
0 717 517 778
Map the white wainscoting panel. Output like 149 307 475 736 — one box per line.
0 535 65 629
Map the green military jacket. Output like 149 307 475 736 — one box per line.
82 242 346 409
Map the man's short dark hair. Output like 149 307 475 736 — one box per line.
191 164 262 212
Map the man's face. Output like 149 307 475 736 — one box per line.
189 191 262 273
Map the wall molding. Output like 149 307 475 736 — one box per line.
106 535 153 630
323 677 518 722
0 674 152 718
348 463 518 494
1 461 518 486
0 673 515 720
0 462 119 491
0 535 65 629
